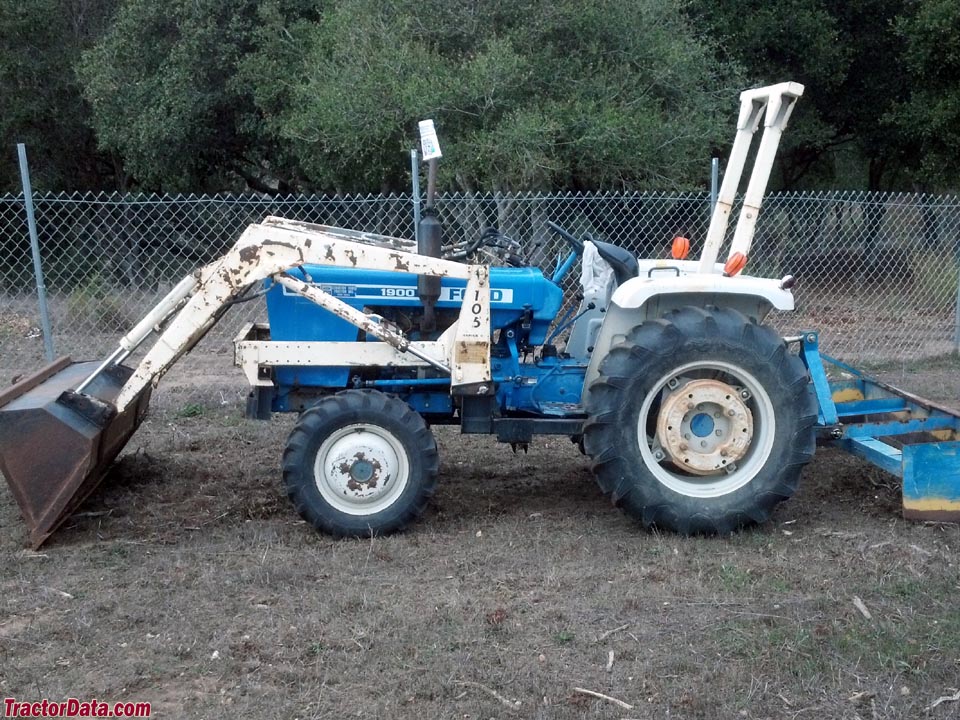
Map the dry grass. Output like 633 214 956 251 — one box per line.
1 355 960 719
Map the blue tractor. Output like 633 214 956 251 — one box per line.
3 83 960 548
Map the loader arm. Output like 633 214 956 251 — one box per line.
114 219 491 411
0 219 492 547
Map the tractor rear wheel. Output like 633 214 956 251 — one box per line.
283 389 439 537
583 306 816 534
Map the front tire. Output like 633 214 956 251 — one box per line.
583 306 816 534
282 390 439 537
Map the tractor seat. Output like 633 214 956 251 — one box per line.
591 238 639 286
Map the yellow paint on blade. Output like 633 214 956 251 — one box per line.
832 388 864 403
903 497 960 512
931 429 958 441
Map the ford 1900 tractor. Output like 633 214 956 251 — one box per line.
3 82 960 548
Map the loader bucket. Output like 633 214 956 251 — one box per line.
0 357 151 547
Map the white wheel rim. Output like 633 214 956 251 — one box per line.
637 360 776 498
313 423 410 515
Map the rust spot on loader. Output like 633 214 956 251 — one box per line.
239 246 260 264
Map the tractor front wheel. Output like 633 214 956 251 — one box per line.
282 390 439 537
583 306 816 534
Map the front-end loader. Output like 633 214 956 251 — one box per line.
3 82 960 547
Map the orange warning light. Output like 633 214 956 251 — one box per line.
724 252 748 276
671 236 690 260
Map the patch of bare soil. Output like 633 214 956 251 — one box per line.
1 352 960 719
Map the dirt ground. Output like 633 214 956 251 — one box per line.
2 349 960 719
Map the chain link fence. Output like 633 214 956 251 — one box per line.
1 190 959 379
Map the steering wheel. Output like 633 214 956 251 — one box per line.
547 221 584 254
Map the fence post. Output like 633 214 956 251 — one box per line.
710 157 719 215
954 269 960 354
410 148 421 244
17 143 55 362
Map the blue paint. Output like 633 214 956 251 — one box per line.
350 459 374 482
801 332 960 513
841 416 960 438
365 378 451 388
903 442 960 502
835 398 909 416
551 250 579 284
841 437 903 477
799 333 838 425
690 413 715 438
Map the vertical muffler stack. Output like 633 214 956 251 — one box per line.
417 119 443 333
0 358 151 547
417 209 443 332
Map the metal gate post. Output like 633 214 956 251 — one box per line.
954 269 960 353
410 148 421 245
16 144 55 361
710 157 719 215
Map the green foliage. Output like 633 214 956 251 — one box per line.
78 0 268 192
892 0 960 188
176 403 205 418
244 0 741 192
0 0 119 191
3 0 960 192
687 0 910 190
717 562 753 591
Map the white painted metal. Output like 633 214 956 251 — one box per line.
234 324 450 387
697 82 804 274
112 219 486 411
119 274 199 352
260 216 417 251
312 422 411 515
451 265 493 389
611 271 794 312
581 266 793 395
638 361 776 499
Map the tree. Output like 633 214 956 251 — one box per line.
687 0 911 190
245 0 742 193
893 0 960 189
78 0 289 192
0 0 119 191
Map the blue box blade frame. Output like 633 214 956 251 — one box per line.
801 332 960 522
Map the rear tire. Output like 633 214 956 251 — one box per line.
583 306 816 534
283 390 439 537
